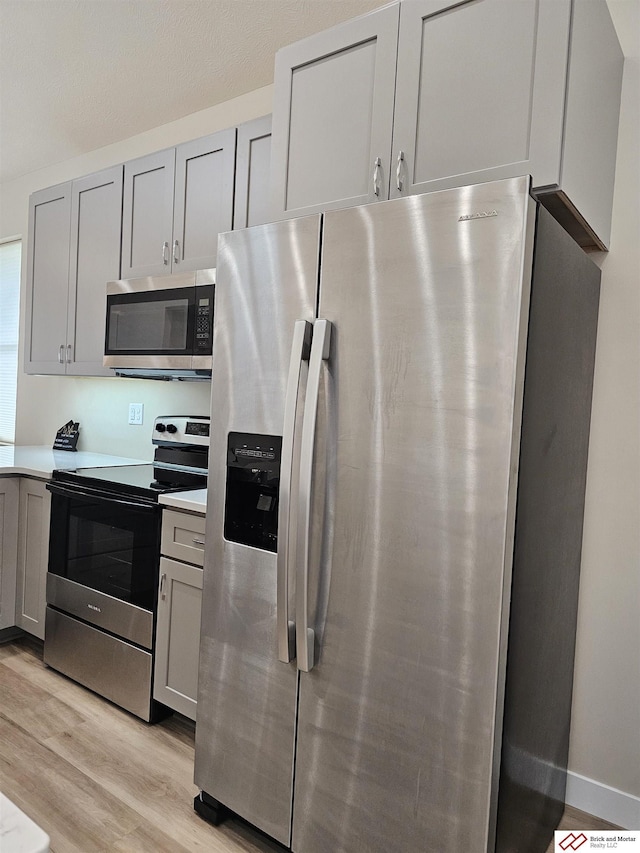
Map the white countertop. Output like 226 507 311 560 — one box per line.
0 446 207 513
159 488 207 514
0 793 50 852
0 445 148 479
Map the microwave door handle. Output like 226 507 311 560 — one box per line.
277 319 312 664
296 318 332 673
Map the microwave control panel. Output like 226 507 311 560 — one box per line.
195 285 214 352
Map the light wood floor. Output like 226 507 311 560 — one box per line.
0 637 619 853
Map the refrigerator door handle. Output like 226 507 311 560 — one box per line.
277 319 312 663
296 318 332 672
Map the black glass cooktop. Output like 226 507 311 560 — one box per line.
51 464 207 502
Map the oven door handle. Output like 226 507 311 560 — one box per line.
46 481 156 512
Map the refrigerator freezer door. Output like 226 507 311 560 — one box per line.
292 178 535 852
194 216 320 845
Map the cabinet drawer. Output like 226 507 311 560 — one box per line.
161 509 206 566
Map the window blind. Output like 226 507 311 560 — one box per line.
0 240 21 444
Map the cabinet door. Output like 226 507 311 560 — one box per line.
172 129 236 272
24 183 72 374
271 3 400 219
121 149 176 278
67 166 123 376
234 115 272 229
154 556 203 720
0 478 19 632
15 479 51 640
390 0 570 198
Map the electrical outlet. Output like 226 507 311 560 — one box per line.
128 403 144 425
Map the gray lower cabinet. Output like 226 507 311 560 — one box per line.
271 0 623 250
121 128 236 278
154 509 205 720
15 478 51 641
25 166 123 375
0 478 19 632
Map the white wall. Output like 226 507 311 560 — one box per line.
0 8 638 826
0 85 272 460
565 23 640 825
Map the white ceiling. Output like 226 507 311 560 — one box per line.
0 0 382 184
0 0 636 187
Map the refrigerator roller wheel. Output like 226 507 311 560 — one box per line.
194 791 228 826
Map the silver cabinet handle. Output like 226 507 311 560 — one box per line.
162 241 170 265
277 319 312 664
396 150 404 192
372 157 382 197
58 344 64 364
66 344 73 363
296 318 332 672
173 239 180 264
192 537 205 546
160 572 167 600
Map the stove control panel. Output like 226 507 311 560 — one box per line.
152 415 210 448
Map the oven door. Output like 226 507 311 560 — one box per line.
46 481 161 649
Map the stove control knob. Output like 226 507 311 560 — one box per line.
166 423 178 434
155 423 166 433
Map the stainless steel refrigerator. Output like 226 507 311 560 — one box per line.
194 176 600 853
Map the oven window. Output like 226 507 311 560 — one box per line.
49 493 160 611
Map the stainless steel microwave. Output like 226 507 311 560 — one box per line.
104 269 214 378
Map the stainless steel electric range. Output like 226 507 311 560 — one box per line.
44 415 209 721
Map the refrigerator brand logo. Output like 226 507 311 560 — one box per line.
558 832 588 850
459 210 498 221
87 603 102 613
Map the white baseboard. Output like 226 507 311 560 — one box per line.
566 770 640 829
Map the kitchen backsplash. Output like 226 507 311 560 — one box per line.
16 374 211 459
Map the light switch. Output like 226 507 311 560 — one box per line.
128 403 144 425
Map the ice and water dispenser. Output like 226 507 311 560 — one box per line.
224 433 282 552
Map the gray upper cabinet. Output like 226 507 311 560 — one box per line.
174 130 236 270
391 0 623 249
271 4 400 219
25 167 123 376
121 149 175 278
234 115 273 229
534 0 623 250
25 183 72 375
25 120 272 378
391 0 563 196
67 166 123 376
271 0 623 250
121 128 236 278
